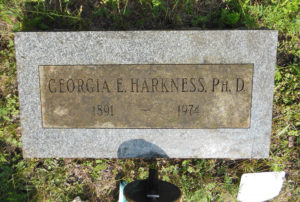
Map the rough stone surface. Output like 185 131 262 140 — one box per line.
237 172 285 202
15 31 278 158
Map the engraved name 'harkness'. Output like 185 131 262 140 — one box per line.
47 77 246 94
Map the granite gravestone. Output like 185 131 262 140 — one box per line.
15 31 278 158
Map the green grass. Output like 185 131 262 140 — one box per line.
0 0 299 201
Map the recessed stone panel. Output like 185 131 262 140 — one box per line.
39 64 253 129
39 64 253 128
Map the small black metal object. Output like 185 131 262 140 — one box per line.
124 168 181 202
146 169 159 199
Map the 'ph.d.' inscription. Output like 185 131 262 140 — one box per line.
39 64 253 128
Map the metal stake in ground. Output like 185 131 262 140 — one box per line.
124 160 181 202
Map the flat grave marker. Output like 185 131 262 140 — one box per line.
15 31 278 158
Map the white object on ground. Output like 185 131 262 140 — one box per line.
72 196 82 202
237 171 285 202
119 181 127 202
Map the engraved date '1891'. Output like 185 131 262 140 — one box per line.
93 104 114 116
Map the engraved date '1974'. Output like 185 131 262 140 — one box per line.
178 105 200 116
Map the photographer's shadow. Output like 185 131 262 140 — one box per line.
117 139 169 158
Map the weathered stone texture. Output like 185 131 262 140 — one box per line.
15 31 278 158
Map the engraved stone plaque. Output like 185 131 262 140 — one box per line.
39 64 253 129
16 31 278 158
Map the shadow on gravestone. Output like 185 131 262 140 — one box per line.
117 139 168 158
